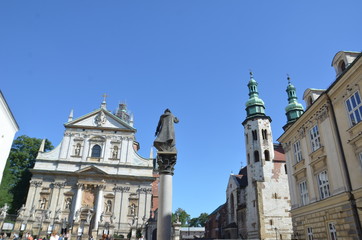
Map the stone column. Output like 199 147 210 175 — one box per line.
156 152 177 240
94 184 105 230
73 183 83 220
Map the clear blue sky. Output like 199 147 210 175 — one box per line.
1 1 361 218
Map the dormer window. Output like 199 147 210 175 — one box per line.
338 60 346 72
331 51 359 76
91 144 102 158
308 97 313 107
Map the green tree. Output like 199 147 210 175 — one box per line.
188 213 209 227
0 135 53 213
172 208 190 227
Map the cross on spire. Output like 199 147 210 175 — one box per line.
102 93 108 102
101 93 108 109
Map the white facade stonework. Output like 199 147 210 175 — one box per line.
0 91 19 185
14 102 156 239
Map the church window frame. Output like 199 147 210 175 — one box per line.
91 144 102 158
264 150 270 161
252 130 257 141
293 140 303 163
309 125 321 152
254 150 260 162
345 91 362 127
229 193 235 222
262 129 268 140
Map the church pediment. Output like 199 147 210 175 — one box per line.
65 109 135 132
76 166 108 175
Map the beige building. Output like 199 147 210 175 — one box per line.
13 100 157 239
278 51 362 239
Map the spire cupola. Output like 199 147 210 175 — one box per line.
245 72 266 119
284 75 304 127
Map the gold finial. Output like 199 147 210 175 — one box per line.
102 93 108 102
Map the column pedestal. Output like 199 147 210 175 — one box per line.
156 152 177 240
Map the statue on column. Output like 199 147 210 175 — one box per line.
154 109 179 152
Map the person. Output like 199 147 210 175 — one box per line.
154 109 179 152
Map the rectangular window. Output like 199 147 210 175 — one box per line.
310 125 321 151
307 227 313 240
299 181 309 205
317 170 330 199
328 223 337 240
293 140 303 163
346 91 362 126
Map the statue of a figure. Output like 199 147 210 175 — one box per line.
86 210 93 224
54 208 61 220
0 203 9 218
17 204 25 217
74 209 80 222
44 209 51 220
154 109 179 152
100 212 104 223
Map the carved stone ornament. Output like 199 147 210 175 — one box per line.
113 186 130 192
157 152 177 175
137 188 152 194
315 103 330 123
30 180 43 187
95 111 107 127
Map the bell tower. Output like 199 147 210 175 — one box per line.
242 72 274 182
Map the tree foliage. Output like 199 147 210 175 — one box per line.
172 208 190 227
189 213 209 227
0 135 53 213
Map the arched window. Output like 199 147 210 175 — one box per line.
230 193 235 221
91 144 102 158
262 129 268 140
252 130 257 141
254 151 260 162
264 150 270 161
339 60 346 72
247 153 250 164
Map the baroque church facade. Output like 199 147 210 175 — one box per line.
206 73 293 239
13 100 157 239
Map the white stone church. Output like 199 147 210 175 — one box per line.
13 100 158 239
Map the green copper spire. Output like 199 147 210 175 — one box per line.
285 75 304 125
245 72 266 119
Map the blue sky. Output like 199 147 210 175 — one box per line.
1 1 361 218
